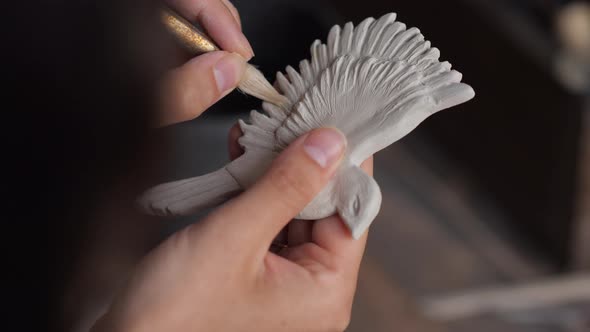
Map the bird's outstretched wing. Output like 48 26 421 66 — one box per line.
238 13 471 156
276 55 474 164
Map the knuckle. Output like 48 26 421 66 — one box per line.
161 69 214 121
188 86 214 114
269 164 311 207
166 224 194 253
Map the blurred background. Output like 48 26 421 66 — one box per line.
66 0 590 331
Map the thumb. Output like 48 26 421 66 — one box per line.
158 51 247 126
209 128 347 252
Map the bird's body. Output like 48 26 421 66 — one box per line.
139 13 475 238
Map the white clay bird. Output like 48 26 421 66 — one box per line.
139 13 475 238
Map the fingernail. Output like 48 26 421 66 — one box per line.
240 36 255 60
221 0 242 29
247 43 255 59
214 53 247 93
303 128 346 168
234 30 254 59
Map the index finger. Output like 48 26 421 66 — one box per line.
165 0 254 59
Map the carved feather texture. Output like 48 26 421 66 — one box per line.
139 13 475 239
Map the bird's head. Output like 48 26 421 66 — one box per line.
337 166 382 239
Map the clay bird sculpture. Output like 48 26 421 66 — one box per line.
139 13 475 238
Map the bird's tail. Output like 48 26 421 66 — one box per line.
137 167 241 217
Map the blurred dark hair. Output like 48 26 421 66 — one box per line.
5 1 173 330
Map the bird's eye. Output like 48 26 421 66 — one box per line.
353 194 361 216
